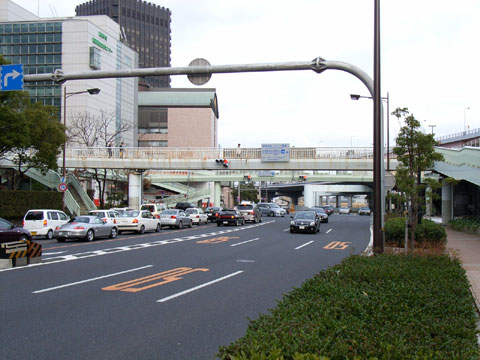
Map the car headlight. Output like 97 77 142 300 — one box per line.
290 221 295 225
310 221 315 226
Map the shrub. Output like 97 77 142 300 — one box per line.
218 255 479 359
449 217 480 233
384 216 406 246
415 219 446 244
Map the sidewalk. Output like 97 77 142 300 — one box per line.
445 226 480 311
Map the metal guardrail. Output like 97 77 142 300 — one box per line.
436 128 480 142
66 147 381 161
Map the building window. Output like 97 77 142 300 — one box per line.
89 46 101 70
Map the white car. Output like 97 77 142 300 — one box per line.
139 203 166 218
23 209 70 239
185 208 208 225
116 210 161 234
339 207 351 215
89 210 118 225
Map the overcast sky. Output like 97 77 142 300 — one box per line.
14 0 480 148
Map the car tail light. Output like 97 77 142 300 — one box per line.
196 215 200 218
215 213 219 217
249 211 254 215
154 215 159 219
231 216 235 219
114 219 117 224
170 215 177 219
22 220 25 227
55 226 61 230
132 219 139 224
74 226 85 230
43 220 47 227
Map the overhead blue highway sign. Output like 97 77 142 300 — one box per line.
0 64 24 91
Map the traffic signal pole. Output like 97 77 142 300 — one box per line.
25 56 384 253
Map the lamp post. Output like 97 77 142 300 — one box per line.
464 107 470 133
62 86 101 211
428 124 436 135
350 92 390 171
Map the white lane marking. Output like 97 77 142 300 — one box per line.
326 229 332 234
230 238 260 247
283 228 290 232
42 251 67 256
236 260 255 263
156 271 244 303
32 265 153 294
0 221 275 272
295 241 314 250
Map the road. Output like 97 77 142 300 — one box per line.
0 214 371 360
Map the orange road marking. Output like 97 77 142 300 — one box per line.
196 236 239 244
324 241 351 250
102 267 209 293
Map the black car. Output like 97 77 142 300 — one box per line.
216 209 245 226
205 206 222 222
0 217 32 243
290 211 320 234
175 202 196 211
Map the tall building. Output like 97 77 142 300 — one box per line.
75 0 171 88
0 0 139 147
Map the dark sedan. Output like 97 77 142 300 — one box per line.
290 211 320 234
217 209 245 226
205 206 222 222
0 217 32 243
320 205 335 216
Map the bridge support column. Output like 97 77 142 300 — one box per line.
336 196 340 208
441 181 453 225
214 182 221 207
347 196 352 208
128 171 144 209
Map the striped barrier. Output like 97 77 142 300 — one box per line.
0 241 28 267
26 240 42 264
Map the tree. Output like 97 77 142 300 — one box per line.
68 110 133 208
10 103 66 189
392 107 444 251
231 182 259 205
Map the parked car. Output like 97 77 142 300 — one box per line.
320 205 335 216
89 210 118 225
358 206 371 216
175 202 196 211
290 211 320 234
116 210 161 234
139 203 165 218
236 203 262 223
109 207 135 215
54 215 118 242
23 209 69 239
160 209 192 229
217 209 245 226
185 208 208 225
205 206 222 222
310 207 329 223
0 217 32 243
257 203 286 217
339 207 351 215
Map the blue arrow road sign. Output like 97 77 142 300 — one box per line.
0 64 23 91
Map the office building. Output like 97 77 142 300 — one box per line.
75 0 171 88
0 0 139 146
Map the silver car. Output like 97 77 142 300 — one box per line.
116 210 161 234
160 209 192 229
54 215 118 242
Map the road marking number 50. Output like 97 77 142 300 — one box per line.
323 241 351 250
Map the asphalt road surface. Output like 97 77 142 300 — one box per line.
0 213 371 360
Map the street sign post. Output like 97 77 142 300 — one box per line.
0 64 23 91
58 183 68 192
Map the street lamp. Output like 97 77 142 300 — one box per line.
62 86 101 211
464 107 470 133
428 124 436 135
350 92 390 171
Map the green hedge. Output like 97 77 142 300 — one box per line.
384 217 446 247
449 217 480 233
218 255 478 359
0 190 62 219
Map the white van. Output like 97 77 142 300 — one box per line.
139 203 166 218
23 209 70 239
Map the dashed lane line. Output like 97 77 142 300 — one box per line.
295 241 314 250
